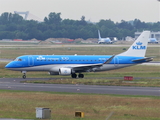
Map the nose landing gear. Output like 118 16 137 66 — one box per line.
23 74 26 79
21 71 27 79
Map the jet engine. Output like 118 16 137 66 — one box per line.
59 68 72 75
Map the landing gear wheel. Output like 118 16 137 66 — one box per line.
23 74 26 79
71 73 77 78
78 74 84 78
21 71 27 79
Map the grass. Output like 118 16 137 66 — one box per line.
1 62 160 86
22 78 160 87
0 45 160 61
0 90 160 120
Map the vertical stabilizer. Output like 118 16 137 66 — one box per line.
118 31 150 57
98 30 101 40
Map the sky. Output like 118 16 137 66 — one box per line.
0 0 159 22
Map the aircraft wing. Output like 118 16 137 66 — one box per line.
104 55 115 64
69 63 103 72
132 57 153 62
66 55 115 72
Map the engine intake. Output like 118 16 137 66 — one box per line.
59 68 72 75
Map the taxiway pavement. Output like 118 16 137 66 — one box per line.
0 78 159 96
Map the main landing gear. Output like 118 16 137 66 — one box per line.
21 71 27 79
71 73 84 78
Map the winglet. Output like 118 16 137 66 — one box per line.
104 55 115 64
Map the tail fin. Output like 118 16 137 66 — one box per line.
98 30 101 40
118 31 150 57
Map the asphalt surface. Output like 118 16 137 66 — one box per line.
0 78 160 96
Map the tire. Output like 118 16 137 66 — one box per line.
78 74 84 78
71 73 77 78
23 75 26 79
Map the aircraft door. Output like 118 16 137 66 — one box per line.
114 56 119 67
28 56 34 66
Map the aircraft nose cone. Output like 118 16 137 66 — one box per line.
5 63 14 69
5 64 10 69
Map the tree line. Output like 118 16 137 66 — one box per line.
0 12 160 40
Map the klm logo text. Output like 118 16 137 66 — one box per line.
132 42 146 50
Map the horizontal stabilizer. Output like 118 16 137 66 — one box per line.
132 57 153 62
104 55 115 64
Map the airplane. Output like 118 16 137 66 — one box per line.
5 31 153 79
148 38 159 44
98 30 113 44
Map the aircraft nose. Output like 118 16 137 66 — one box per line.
5 63 10 69
5 62 13 69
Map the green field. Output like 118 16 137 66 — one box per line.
0 44 160 61
1 62 160 87
0 90 160 120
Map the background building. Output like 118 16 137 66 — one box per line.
135 31 160 41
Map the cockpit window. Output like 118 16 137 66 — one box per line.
18 59 22 61
14 58 18 61
14 58 22 61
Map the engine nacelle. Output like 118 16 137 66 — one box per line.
59 68 72 75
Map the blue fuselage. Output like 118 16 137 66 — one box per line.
5 55 144 72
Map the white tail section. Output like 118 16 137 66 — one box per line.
118 31 150 57
98 30 101 39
